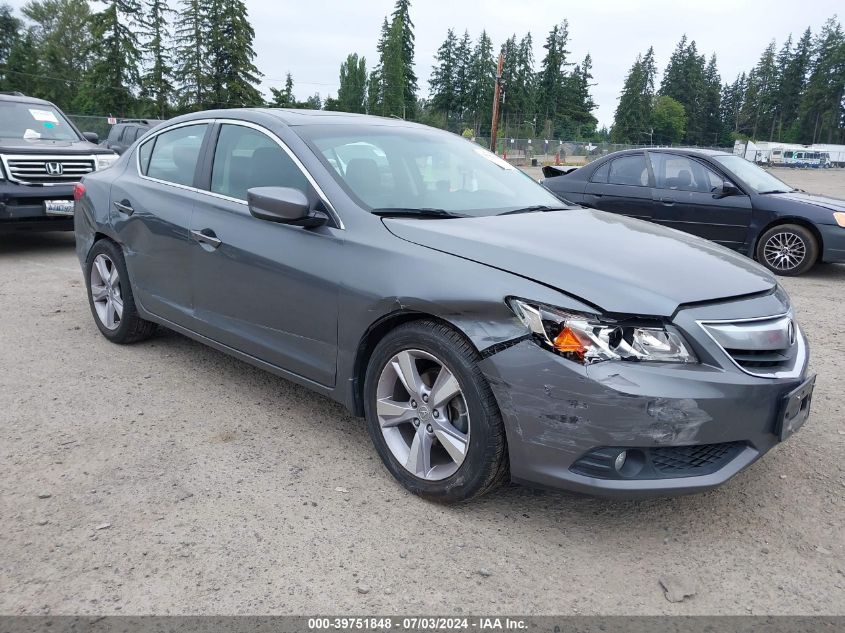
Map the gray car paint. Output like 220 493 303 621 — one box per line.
74 109 810 497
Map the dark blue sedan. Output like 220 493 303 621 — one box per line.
541 148 845 275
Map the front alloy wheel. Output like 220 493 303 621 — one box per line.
756 224 818 276
376 349 470 480
363 320 508 502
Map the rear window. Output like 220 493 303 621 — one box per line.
141 124 208 187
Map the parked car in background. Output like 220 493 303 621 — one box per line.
101 119 161 155
74 110 813 501
541 148 845 276
0 91 119 231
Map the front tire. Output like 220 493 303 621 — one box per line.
363 320 508 502
756 224 818 276
86 239 156 343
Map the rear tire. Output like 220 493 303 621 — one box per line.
363 320 509 502
85 239 156 343
756 224 818 276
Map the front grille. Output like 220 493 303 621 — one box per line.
4 157 96 184
699 314 800 378
571 442 746 480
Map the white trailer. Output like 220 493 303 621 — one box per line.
735 140 845 167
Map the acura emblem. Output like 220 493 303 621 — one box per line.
45 162 64 175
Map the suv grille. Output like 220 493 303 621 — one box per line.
4 157 96 184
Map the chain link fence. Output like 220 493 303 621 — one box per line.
66 114 114 141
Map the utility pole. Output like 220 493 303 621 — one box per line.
489 52 504 153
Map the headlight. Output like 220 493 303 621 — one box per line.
508 298 697 365
96 154 119 170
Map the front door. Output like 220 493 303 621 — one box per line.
648 152 752 250
189 122 342 387
112 122 210 325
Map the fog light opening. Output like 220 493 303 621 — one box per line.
614 451 627 472
615 449 645 477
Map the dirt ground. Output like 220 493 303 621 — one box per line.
0 169 843 616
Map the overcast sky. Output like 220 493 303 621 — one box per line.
7 0 842 127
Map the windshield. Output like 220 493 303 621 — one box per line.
712 155 793 194
297 124 567 216
0 101 80 141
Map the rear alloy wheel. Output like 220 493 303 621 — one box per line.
756 224 818 276
86 239 156 343
364 321 508 502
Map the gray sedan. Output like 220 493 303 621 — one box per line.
73 109 814 501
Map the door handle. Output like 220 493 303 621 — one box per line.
191 229 222 249
660 197 676 205
590 193 603 198
113 199 134 215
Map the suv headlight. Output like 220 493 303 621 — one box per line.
508 298 697 365
96 153 119 170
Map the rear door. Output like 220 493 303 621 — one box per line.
583 153 655 220
188 121 342 387
648 152 752 250
110 121 211 324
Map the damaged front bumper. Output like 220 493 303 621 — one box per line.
479 292 810 498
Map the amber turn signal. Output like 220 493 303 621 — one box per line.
553 327 588 358
834 212 845 228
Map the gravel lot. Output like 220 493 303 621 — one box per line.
1 169 843 615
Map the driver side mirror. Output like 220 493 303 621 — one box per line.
714 181 741 199
247 186 328 228
83 131 99 144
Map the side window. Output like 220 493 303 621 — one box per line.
590 161 610 183
650 153 722 193
145 124 207 187
211 124 308 201
608 155 649 186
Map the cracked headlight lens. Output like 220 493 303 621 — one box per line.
508 298 697 365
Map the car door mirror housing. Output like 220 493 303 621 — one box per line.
715 182 741 198
247 187 328 228
83 131 99 144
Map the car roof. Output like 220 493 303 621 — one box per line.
0 92 57 107
167 107 429 130
606 147 733 159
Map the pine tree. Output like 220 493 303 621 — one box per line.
453 29 472 125
77 0 144 115
3 28 38 94
559 53 597 138
17 0 92 110
367 17 390 115
611 47 656 143
535 20 570 137
748 40 779 139
268 72 295 107
337 53 367 113
466 30 494 134
139 0 174 118
205 0 262 107
429 28 458 124
796 17 845 143
173 0 208 110
390 0 416 118
659 36 708 144
777 28 812 140
701 54 722 145
0 3 22 89
381 16 405 117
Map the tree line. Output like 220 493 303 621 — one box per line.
612 17 845 146
0 0 262 118
1 1 842 147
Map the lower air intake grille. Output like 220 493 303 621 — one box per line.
651 442 745 474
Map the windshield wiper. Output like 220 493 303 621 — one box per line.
757 189 795 195
497 204 572 216
371 207 468 219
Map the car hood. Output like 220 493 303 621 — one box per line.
767 190 845 212
0 137 109 155
383 208 775 317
